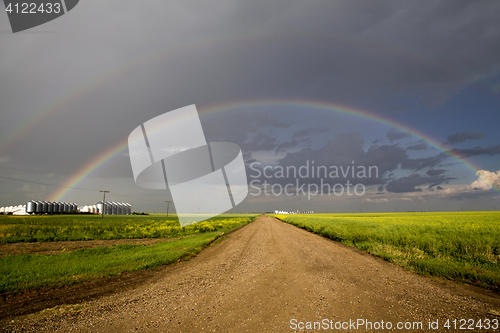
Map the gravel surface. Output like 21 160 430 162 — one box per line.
2 215 499 332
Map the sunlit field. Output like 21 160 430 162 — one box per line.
0 214 257 292
0 213 257 243
272 212 500 290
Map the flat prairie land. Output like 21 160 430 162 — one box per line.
2 215 499 332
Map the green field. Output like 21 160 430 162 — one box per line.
0 214 257 292
272 212 500 291
0 213 257 243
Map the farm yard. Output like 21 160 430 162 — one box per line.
273 211 500 291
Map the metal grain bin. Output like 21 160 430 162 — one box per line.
110 202 116 215
41 201 48 214
116 202 123 215
47 202 54 214
35 201 43 214
26 201 36 214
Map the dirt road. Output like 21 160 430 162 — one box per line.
3 215 500 332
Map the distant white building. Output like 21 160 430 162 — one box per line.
12 205 28 215
274 210 314 215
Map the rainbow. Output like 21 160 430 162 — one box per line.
49 100 488 202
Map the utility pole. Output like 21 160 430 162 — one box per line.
166 201 172 217
100 190 109 219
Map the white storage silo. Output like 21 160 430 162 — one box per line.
96 201 103 214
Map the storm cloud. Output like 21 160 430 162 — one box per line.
449 145 500 158
445 132 486 145
1 0 500 211
385 173 455 193
386 129 411 142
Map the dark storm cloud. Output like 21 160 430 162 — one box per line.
2 0 500 209
385 173 454 193
449 145 500 158
445 131 486 144
248 132 386 186
202 111 298 155
407 143 428 150
292 127 330 138
401 152 448 171
249 132 452 188
246 128 467 194
426 169 447 177
276 140 301 153
244 133 280 152
3 0 500 176
386 129 411 142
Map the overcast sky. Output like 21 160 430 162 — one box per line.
1 0 499 213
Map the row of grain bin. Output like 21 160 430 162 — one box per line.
1 201 132 215
26 201 78 214
96 202 131 215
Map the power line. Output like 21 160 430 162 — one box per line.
108 192 165 203
0 175 165 203
0 175 99 192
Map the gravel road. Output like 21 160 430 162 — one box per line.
3 215 500 332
